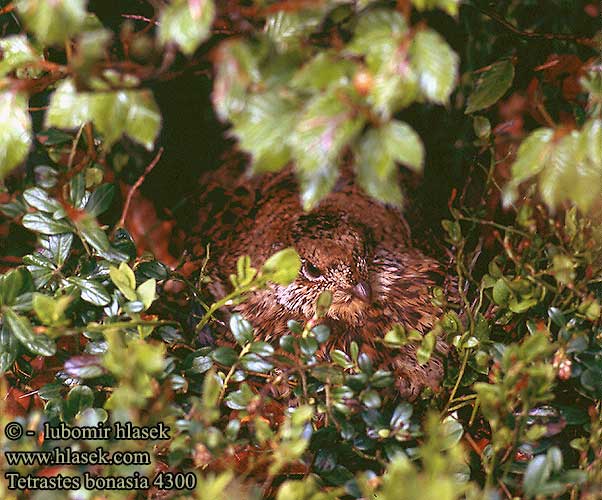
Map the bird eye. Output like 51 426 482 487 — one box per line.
302 261 322 280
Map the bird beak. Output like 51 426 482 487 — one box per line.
352 281 372 303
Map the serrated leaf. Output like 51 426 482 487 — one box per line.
45 79 90 130
158 0 215 55
46 80 161 150
16 0 87 46
508 128 556 185
291 52 354 91
410 29 458 104
0 35 42 77
0 92 32 179
123 90 161 150
230 92 297 173
298 166 338 211
212 39 260 120
347 9 407 65
584 118 602 166
68 277 111 306
22 212 72 235
466 59 515 114
368 67 419 118
265 10 323 52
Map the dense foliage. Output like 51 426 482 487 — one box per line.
0 1 602 499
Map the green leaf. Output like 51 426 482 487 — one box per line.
32 293 70 326
552 254 576 285
492 278 512 306
503 128 555 205
75 215 111 254
4 308 56 356
361 389 381 409
16 0 87 46
298 165 339 212
211 346 238 366
410 29 458 104
439 417 463 449
466 59 515 114
42 233 73 266
412 0 459 16
66 385 94 415
538 130 600 212
225 382 254 410
212 40 260 120
158 0 215 55
0 268 34 306
46 80 161 150
416 331 436 365
122 90 162 151
230 92 297 173
331 349 353 369
85 184 115 217
265 10 324 52
299 337 318 356
23 187 62 213
0 35 42 77
229 313 254 346
368 67 418 119
390 402 413 427
45 79 90 130
68 277 111 306
0 92 32 179
291 52 354 91
355 120 423 205
523 455 551 498
347 9 407 65
240 353 273 373
109 263 137 301
291 87 365 208
0 322 19 374
584 118 602 166
249 342 274 357
22 212 73 235
262 248 301 285
136 278 156 310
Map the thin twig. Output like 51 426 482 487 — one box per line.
121 14 159 25
117 147 164 229
470 4 597 48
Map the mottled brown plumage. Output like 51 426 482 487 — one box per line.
192 164 448 399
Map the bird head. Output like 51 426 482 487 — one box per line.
273 211 376 325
